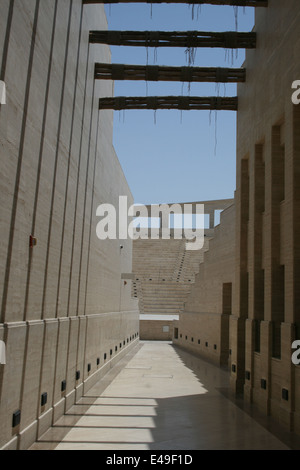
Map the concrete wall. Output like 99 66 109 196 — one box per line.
140 319 174 341
173 313 230 367
0 0 139 450
173 204 235 367
232 0 300 434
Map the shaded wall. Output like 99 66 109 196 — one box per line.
232 0 300 433
173 204 235 367
140 318 174 341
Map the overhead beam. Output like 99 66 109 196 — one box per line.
95 63 246 82
90 30 256 49
84 0 267 6
99 96 238 110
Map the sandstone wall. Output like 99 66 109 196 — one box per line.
173 204 235 367
232 0 300 433
0 0 139 450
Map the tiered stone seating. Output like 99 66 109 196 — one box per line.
132 237 209 315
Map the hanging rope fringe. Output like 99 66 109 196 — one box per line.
90 30 257 49
95 63 246 83
99 96 238 111
84 0 268 7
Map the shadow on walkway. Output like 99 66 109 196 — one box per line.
30 342 300 450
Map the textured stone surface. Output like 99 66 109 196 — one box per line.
232 0 300 431
174 203 235 367
0 1 139 450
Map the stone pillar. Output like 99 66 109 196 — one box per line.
279 323 296 431
230 159 249 395
259 320 272 416
244 319 255 403
244 144 265 403
208 210 215 229
230 315 246 394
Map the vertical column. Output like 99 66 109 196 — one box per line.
231 157 249 394
282 103 300 433
0 1 14 82
245 144 265 402
259 123 285 417
270 125 285 360
259 129 273 416
0 0 40 324
208 210 215 229
293 97 300 435
293 105 300 332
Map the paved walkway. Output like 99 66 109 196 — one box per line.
30 342 298 450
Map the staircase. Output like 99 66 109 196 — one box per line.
132 237 208 315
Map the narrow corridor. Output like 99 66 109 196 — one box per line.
30 342 298 450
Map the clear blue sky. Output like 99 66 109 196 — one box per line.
104 4 255 205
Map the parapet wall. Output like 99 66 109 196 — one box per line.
173 203 235 366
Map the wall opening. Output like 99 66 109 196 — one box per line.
272 264 285 359
240 157 250 319
270 125 286 358
222 283 232 315
254 319 261 353
293 106 300 329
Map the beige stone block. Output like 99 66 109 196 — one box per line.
1 436 18 451
140 320 174 341
83 368 102 395
38 320 58 417
0 1 11 68
65 390 76 413
294 412 300 436
76 383 84 402
20 320 44 433
0 322 27 448
66 317 79 395
38 408 53 440
18 421 38 451
0 2 38 324
76 316 87 382
52 318 69 407
53 398 66 425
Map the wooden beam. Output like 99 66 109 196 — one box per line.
90 30 256 49
95 63 246 82
99 96 238 110
84 0 267 6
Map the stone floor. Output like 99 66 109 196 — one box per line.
30 341 300 450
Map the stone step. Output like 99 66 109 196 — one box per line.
141 291 188 296
143 308 183 313
141 295 189 300
142 301 186 306
141 293 190 297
